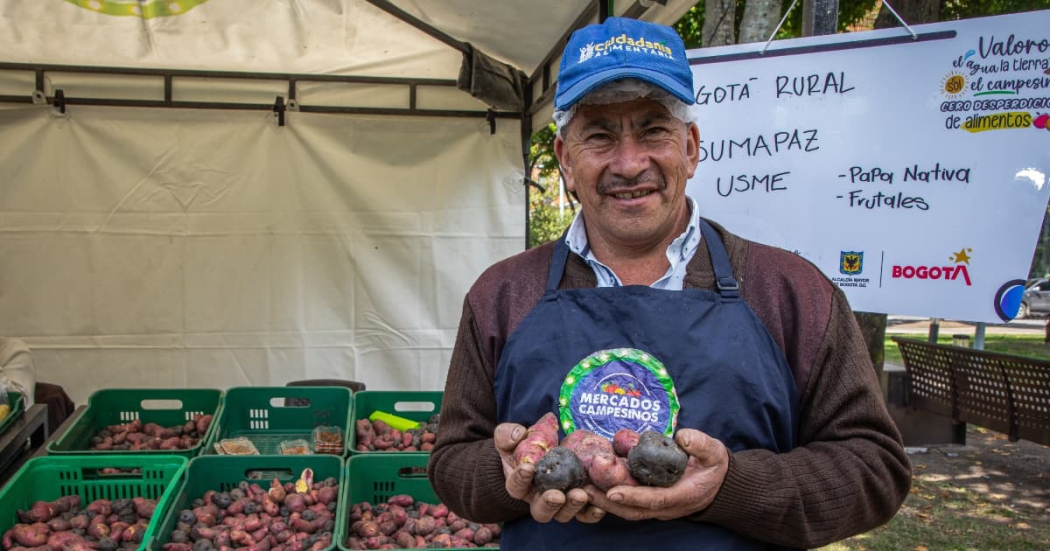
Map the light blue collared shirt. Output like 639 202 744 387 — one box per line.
564 196 702 290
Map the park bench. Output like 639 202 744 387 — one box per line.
892 337 1050 446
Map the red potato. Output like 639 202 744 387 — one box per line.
108 522 130 542
386 495 413 508
474 526 494 546
251 528 269 543
613 428 641 457
45 532 88 549
25 502 58 524
131 496 155 519
43 519 68 535
67 515 89 532
512 412 560 466
10 526 47 548
195 414 212 436
588 453 640 491
162 545 192 551
565 432 614 473
86 522 110 540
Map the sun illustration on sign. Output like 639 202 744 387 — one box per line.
940 71 967 97
63 0 209 18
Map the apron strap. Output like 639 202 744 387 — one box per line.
697 218 740 299
547 231 572 293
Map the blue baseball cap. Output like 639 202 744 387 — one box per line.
555 17 694 111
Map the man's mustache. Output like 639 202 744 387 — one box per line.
597 172 665 195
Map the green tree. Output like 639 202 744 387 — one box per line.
527 122 576 248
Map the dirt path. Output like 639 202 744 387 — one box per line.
909 427 1050 514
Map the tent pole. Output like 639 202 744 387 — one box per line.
522 80 534 250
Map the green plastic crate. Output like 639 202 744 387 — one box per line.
349 391 442 454
0 455 187 551
47 389 222 458
0 391 25 437
205 386 352 456
146 455 344 551
339 454 498 550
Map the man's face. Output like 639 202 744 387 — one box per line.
555 98 699 252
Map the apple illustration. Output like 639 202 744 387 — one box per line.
1035 113 1049 129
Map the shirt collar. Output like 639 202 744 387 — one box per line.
564 196 702 289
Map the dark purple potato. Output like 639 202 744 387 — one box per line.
627 430 688 487
532 446 586 493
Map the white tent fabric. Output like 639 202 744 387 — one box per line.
0 0 695 404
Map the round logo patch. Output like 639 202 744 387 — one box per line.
64 0 210 18
558 348 679 439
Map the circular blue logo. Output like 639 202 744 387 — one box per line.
993 279 1026 321
559 348 679 439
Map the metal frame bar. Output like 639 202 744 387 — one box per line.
0 62 520 120
363 0 470 54
527 0 601 116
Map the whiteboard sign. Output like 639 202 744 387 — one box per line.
686 11 1050 323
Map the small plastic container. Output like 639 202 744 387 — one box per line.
215 437 260 455
313 426 344 455
280 438 312 455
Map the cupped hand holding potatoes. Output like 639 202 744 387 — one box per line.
583 428 729 521
494 413 606 524
497 413 729 524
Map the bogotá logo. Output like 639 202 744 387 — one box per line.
993 279 1026 321
840 251 863 276
891 247 973 286
63 0 209 18
559 348 679 439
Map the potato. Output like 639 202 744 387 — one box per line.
11 526 47 548
108 522 130 542
613 428 641 457
132 497 156 519
533 446 586 493
512 412 560 466
588 453 639 491
565 432 614 472
43 519 68 534
473 526 494 546
627 430 689 487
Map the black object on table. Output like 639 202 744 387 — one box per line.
0 404 49 488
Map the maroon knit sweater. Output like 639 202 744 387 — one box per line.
427 221 911 548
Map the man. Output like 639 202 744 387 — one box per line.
428 16 910 550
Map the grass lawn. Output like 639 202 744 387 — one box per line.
818 470 1050 550
884 333 1050 365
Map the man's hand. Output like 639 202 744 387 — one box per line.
583 428 729 521
494 422 606 524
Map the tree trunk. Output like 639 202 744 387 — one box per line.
738 0 782 44
874 0 940 29
854 312 888 378
703 0 736 47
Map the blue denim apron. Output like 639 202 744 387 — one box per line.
493 219 800 550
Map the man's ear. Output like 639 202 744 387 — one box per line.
554 133 576 193
685 122 700 179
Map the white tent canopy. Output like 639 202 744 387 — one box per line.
0 0 694 404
